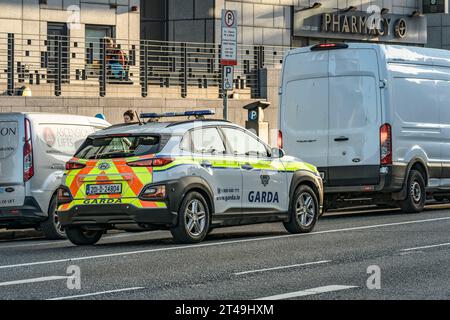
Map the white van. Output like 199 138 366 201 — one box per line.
279 43 450 213
0 113 110 239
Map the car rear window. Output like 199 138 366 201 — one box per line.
75 135 161 159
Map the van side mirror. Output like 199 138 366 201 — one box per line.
271 148 285 159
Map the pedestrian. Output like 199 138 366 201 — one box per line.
104 37 128 81
123 110 135 123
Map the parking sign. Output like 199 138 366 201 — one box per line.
221 10 238 66
223 66 234 90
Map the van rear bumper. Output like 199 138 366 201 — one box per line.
0 197 45 227
58 204 178 228
324 165 404 194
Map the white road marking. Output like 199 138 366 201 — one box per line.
235 260 331 275
401 242 450 252
0 216 449 270
47 287 145 300
0 241 68 249
0 232 159 250
256 285 358 300
0 276 68 287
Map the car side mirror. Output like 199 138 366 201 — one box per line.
271 148 285 159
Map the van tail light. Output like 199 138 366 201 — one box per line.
311 43 349 51
380 123 392 165
57 187 73 205
23 118 34 182
65 161 86 170
277 130 283 149
127 158 174 167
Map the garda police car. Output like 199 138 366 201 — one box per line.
57 110 323 245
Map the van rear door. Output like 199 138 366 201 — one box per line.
0 113 25 207
281 50 329 179
327 48 381 186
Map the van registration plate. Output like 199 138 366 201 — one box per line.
86 184 122 195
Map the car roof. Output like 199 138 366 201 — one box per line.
90 119 242 137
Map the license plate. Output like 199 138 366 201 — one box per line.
86 184 122 195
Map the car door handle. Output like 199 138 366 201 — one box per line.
200 161 213 168
241 163 254 170
334 137 349 142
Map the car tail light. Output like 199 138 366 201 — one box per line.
23 118 34 182
127 158 174 167
65 161 86 170
140 185 166 200
380 123 392 165
277 130 283 149
57 187 73 204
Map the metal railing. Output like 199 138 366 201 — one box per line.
0 32 291 99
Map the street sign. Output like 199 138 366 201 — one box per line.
248 109 258 122
221 9 238 66
223 66 234 90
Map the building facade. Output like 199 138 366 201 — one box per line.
141 1 434 48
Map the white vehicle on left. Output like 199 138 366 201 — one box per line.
0 112 110 239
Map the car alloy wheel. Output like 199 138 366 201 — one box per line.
185 199 207 237
53 210 65 236
296 192 316 227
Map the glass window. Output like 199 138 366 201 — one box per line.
75 135 160 159
190 128 226 154
222 127 268 157
85 25 114 61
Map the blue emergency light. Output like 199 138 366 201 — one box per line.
140 110 215 119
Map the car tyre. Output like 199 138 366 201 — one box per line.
170 191 210 244
40 196 66 240
66 226 103 246
283 185 319 234
398 169 426 213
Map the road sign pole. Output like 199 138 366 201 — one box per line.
223 90 228 120
221 9 237 121
222 65 228 120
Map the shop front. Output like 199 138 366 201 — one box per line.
293 7 428 47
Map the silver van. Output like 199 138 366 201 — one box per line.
279 43 450 213
0 113 110 239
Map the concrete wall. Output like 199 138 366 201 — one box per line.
0 95 280 146
0 0 140 40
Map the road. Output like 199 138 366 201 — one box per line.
0 205 449 300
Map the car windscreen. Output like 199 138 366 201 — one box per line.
75 135 160 159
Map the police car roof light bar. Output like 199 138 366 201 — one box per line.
140 110 215 120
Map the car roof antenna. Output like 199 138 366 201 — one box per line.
135 110 143 126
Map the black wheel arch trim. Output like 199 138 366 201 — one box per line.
392 158 429 201
288 170 324 215
165 176 215 215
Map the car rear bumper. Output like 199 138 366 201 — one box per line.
0 197 45 227
58 203 178 228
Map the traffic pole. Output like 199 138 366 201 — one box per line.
223 94 228 120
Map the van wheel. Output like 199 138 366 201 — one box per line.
283 185 319 234
398 170 426 213
170 191 210 244
66 226 103 246
40 197 66 240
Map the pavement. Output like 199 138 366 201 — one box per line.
0 205 449 300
